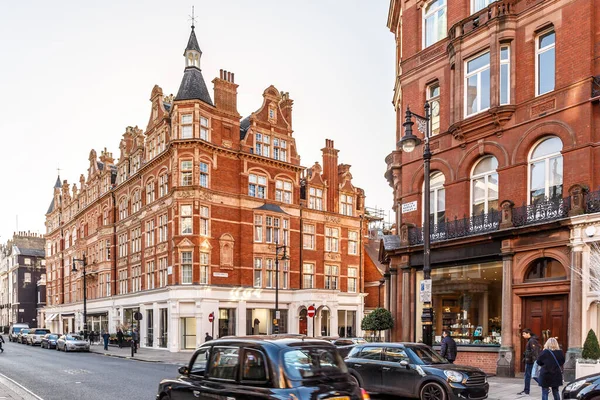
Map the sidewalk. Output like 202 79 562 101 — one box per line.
88 342 192 365
0 373 40 400
487 376 544 400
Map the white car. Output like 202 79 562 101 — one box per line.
27 328 51 346
56 334 90 352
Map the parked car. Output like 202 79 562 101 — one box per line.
56 334 90 352
17 328 31 344
345 342 489 400
27 328 51 346
563 372 600 399
8 323 29 342
41 334 60 349
333 338 368 358
157 335 370 400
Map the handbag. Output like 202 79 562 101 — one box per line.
532 361 541 384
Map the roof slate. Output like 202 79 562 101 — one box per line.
175 67 214 105
382 235 402 251
240 116 251 140
254 203 288 214
46 198 55 214
184 27 202 55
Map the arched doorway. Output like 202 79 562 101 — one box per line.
299 308 307 335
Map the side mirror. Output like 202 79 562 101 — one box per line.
178 366 189 375
399 360 410 368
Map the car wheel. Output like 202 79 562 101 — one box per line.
64 345 68 353
420 382 447 400
350 373 363 388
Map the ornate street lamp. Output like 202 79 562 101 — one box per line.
274 241 289 334
72 253 88 340
398 103 434 347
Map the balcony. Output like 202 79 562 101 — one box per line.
449 0 516 41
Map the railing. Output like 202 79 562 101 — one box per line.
449 0 515 40
408 210 501 245
512 197 570 227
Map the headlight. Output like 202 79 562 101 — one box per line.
444 370 465 383
565 380 589 392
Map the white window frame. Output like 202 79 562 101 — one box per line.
303 224 315 250
181 114 193 139
181 205 193 235
146 181 155 204
181 251 193 284
422 0 447 48
249 173 267 198
470 156 499 215
471 0 491 14
159 174 168 197
309 187 324 211
254 258 263 288
275 179 293 204
340 194 353 216
146 261 155 290
199 162 209 188
200 206 209 236
325 227 339 253
254 215 263 242
500 45 510 105
303 263 314 289
423 172 446 226
348 231 358 255
536 29 556 96
200 252 209 284
348 267 358 293
427 83 440 135
464 51 491 117
527 136 563 205
200 116 209 140
325 265 339 290
181 161 193 186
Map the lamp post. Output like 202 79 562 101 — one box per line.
398 103 434 347
274 241 289 334
72 253 87 341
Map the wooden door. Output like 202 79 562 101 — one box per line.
521 295 568 371
299 309 308 335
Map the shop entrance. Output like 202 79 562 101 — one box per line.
521 295 568 371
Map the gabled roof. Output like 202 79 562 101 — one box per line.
184 26 202 55
175 67 214 105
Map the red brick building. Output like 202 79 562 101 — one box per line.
43 25 367 351
383 0 600 378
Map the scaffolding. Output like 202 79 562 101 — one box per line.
365 206 393 239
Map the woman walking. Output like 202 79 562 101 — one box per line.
537 337 565 400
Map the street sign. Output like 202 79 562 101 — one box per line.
275 311 280 319
420 279 432 303
402 201 418 214
134 312 143 321
208 312 214 323
307 305 316 318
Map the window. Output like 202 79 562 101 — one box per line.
248 174 267 198
500 46 510 105
303 224 315 250
423 0 447 48
273 138 287 162
132 265 141 292
471 0 492 13
181 252 193 284
181 114 193 139
309 187 324 210
118 269 128 294
200 206 209 236
254 258 263 288
255 133 271 158
471 156 499 214
385 348 410 363
105 272 111 296
283 219 289 245
200 116 209 140
303 263 314 289
131 227 141 253
348 267 358 293
525 257 566 281
340 194 353 216
465 52 490 116
265 216 281 243
119 198 128 220
426 172 446 226
427 83 441 135
159 257 168 287
529 136 563 204
325 227 339 252
200 252 209 284
325 265 339 290
282 260 289 289
209 347 240 381
181 161 193 186
106 239 111 260
159 214 168 242
146 219 155 246
199 162 209 188
146 181 155 204
348 231 358 255
181 205 193 235
536 30 555 96
159 174 168 197
254 215 263 242
242 349 267 381
266 259 274 288
118 233 128 258
147 261 155 290
359 347 384 360
24 273 31 283
103 209 109 226
275 180 292 203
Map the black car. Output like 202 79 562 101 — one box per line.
334 338 367 358
345 342 488 400
563 372 600 399
41 334 59 349
157 335 369 400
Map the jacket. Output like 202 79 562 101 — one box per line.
523 335 541 364
537 349 565 388
440 335 457 361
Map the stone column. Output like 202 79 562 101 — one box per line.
497 254 514 377
401 266 411 342
564 246 583 382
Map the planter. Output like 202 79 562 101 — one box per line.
576 360 600 379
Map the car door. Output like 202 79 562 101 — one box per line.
381 346 421 397
225 347 275 400
197 345 241 400
170 347 213 400
348 346 384 392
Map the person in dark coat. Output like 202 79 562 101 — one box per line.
0 332 5 353
205 332 213 342
117 329 124 348
101 330 110 351
518 328 542 396
440 330 457 363
537 337 565 400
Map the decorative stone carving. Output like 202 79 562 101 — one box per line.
219 234 235 267
568 184 589 217
499 200 514 229
325 215 341 224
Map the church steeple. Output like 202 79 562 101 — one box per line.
184 8 202 69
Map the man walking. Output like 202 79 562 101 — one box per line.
518 328 542 396
132 328 138 352
205 332 213 342
440 330 457 363
102 330 110 351
117 329 124 348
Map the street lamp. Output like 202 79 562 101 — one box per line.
398 103 434 347
72 253 87 340
274 241 289 334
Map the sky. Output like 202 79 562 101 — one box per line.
0 1 396 243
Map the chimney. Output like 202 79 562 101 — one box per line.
280 91 293 128
321 139 340 213
212 69 239 116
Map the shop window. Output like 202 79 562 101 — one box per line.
525 258 566 281
423 0 447 48
529 136 563 204
471 156 499 215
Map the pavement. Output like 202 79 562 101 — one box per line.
0 373 42 400
87 341 192 365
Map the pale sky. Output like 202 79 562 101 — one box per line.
0 1 396 243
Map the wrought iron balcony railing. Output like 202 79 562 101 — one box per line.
408 210 501 245
512 197 570 227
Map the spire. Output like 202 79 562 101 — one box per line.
54 175 61 189
185 27 202 56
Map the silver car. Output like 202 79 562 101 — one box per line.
56 334 90 352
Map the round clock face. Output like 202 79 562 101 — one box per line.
431 100 440 117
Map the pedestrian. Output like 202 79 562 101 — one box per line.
132 328 138 352
440 329 457 363
102 330 110 351
205 332 213 342
537 337 565 400
117 329 124 348
0 332 5 353
518 328 542 396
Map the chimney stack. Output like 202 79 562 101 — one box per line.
321 139 340 213
280 91 293 128
213 69 239 116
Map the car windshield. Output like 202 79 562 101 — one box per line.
21 329 30 334
283 347 347 380
67 335 83 341
47 335 59 340
407 345 448 365
13 327 24 333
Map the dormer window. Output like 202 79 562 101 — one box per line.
181 114 193 139
340 194 353 216
255 133 271 158
309 187 324 211
273 138 288 162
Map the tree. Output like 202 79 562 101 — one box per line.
582 329 600 360
361 308 394 332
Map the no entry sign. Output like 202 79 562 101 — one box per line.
307 305 316 318
208 312 215 323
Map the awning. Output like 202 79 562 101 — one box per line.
44 313 58 322
60 313 75 318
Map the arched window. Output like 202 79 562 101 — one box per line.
529 136 563 204
423 0 447 48
424 172 446 226
525 258 566 281
471 156 498 214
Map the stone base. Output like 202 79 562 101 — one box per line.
564 347 582 383
496 346 515 377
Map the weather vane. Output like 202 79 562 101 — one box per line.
188 6 197 28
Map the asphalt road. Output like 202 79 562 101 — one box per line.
0 340 179 400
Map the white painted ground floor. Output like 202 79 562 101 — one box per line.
41 285 366 352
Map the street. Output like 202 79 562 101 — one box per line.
0 341 179 400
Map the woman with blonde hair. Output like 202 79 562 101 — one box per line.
537 337 565 400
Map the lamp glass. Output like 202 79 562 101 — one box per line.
402 138 416 153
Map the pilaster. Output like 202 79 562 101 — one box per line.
497 252 514 377
565 246 584 382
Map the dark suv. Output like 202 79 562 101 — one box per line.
345 342 488 400
157 335 369 400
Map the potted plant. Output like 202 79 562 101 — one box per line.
576 329 600 378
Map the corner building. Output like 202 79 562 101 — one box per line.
44 26 366 351
384 0 600 378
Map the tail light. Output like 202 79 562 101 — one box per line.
361 388 370 400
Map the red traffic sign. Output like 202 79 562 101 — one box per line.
208 312 215 323
307 305 316 318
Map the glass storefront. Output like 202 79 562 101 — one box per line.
320 308 331 336
123 307 140 331
337 310 357 338
159 308 168 348
416 262 502 346
246 308 288 335
218 308 236 338
181 317 196 349
146 310 154 347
